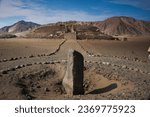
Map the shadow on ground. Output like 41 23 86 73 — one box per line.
88 83 117 94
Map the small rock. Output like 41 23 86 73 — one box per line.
102 62 106 65
106 62 110 65
122 65 127 69
42 62 46 64
26 94 33 100
39 62 42 64
46 62 50 64
34 62 38 64
84 83 89 89
88 54 92 57
134 57 138 61
86 61 90 63
9 68 15 71
10 58 14 61
61 60 67 63
1 70 7 74
139 70 144 73
52 60 57 63
29 55 34 58
129 67 133 71
134 68 139 72
35 62 40 64
102 62 110 65
20 65 25 68
15 65 21 69
14 57 18 60
57 61 60 63
45 87 50 92
51 62 54 64
37 86 41 88
55 89 59 92
143 71 148 74
3 59 7 62
26 63 32 66
43 61 48 64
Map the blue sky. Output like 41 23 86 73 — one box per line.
0 0 150 28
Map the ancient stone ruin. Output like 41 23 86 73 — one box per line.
63 49 84 95
64 24 77 40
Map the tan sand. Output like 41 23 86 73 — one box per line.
0 37 150 100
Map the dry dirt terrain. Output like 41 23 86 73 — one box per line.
0 37 150 100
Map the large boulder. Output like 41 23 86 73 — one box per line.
63 49 84 95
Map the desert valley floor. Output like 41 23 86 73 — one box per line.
0 37 150 100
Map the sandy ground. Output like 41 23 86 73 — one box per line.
0 37 150 100
0 38 63 59
79 39 149 62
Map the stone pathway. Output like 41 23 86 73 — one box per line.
0 38 150 77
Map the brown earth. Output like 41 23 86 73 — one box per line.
0 37 150 100
94 16 150 36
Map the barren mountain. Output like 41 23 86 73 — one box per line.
0 20 40 33
26 21 115 40
1 16 150 38
94 16 150 36
28 17 150 38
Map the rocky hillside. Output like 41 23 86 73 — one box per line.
0 20 40 33
28 17 150 38
74 24 114 40
94 16 150 36
1 16 150 38
26 21 115 40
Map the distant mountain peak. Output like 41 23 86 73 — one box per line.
95 16 150 36
0 16 150 36
0 20 40 33
18 20 25 22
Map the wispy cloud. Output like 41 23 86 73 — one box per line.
109 0 150 10
0 0 111 26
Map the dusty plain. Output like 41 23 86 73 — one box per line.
0 37 150 100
